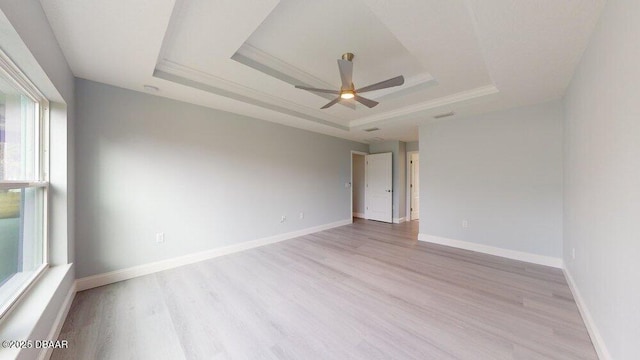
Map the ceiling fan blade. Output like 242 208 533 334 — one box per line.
356 75 405 93
321 97 341 109
295 85 339 94
354 95 379 108
337 59 353 89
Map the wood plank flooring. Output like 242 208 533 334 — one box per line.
52 219 597 359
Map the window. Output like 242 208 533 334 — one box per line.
0 49 49 319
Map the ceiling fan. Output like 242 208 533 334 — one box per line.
295 53 404 109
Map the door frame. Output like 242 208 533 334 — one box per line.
351 150 368 222
406 151 419 221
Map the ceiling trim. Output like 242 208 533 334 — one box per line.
366 73 438 101
153 70 349 131
155 59 349 131
349 84 499 127
234 43 336 93
155 58 499 132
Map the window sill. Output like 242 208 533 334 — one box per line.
0 265 48 319
0 264 74 360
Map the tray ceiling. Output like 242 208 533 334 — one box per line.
41 0 605 142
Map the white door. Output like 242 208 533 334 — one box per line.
410 154 420 220
365 153 393 223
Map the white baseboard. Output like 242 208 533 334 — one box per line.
39 282 76 360
393 217 406 224
353 212 365 219
417 233 562 268
76 219 352 291
563 266 611 360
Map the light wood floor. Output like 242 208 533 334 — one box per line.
53 219 597 359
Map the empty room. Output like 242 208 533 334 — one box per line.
0 0 638 359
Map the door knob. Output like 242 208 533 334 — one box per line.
386 189 392 192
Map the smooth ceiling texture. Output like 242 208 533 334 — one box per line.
40 0 605 142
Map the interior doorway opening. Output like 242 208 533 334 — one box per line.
351 152 367 219
407 151 420 220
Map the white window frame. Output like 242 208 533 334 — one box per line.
0 47 50 320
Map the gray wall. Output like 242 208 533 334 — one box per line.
406 141 419 152
352 154 365 216
563 1 640 358
369 140 406 220
419 101 563 258
74 79 367 278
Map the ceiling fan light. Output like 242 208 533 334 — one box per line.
340 90 355 99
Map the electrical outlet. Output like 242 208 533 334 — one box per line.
462 220 469 228
156 233 165 244
572 248 576 260
299 212 304 219
280 215 287 223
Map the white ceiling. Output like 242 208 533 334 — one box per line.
40 0 605 143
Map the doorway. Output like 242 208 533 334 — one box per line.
351 151 367 219
364 152 393 223
407 152 420 220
